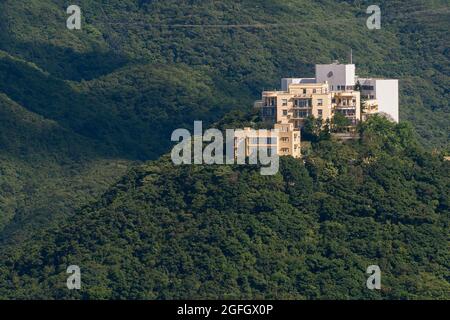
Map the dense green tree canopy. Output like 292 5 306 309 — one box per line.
0 117 448 299
0 0 448 299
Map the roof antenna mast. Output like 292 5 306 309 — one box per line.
350 48 353 64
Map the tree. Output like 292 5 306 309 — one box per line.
302 116 329 142
331 113 351 133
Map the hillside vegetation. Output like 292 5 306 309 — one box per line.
0 92 130 239
0 0 448 237
0 0 448 299
0 117 448 299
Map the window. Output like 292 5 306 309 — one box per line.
262 107 275 116
282 110 288 116
282 99 288 106
296 110 310 118
250 137 277 145
259 147 277 157
317 99 323 106
265 97 276 107
318 109 323 117
336 109 356 117
313 89 316 93
295 99 311 108
303 89 307 94
281 137 289 142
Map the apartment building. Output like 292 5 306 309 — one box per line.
316 64 399 123
260 82 335 127
261 80 360 129
358 78 399 122
247 62 398 157
234 122 301 159
259 63 399 129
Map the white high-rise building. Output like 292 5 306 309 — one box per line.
357 78 399 122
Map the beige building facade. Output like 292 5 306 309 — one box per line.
245 63 398 158
259 63 399 130
234 122 301 159
260 82 361 129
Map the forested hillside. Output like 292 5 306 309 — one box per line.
0 117 448 299
0 90 130 240
1 0 449 233
0 0 448 299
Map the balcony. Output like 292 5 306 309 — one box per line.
293 98 312 108
335 105 357 110
362 99 379 114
